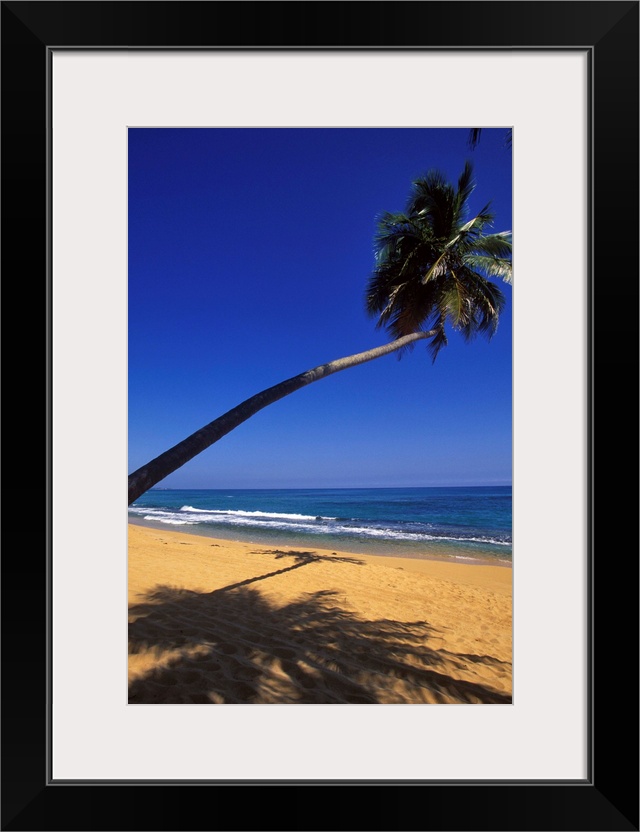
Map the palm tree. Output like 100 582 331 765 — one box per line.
365 161 512 361
128 162 512 505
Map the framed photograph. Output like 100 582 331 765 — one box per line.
3 1 638 830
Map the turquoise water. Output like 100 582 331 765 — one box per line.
129 486 512 565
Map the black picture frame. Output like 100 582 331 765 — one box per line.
2 2 638 830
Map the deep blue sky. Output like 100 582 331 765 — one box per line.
128 128 512 488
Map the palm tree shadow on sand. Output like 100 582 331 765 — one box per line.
129 549 511 705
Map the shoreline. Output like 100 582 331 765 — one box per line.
127 514 512 569
128 523 512 704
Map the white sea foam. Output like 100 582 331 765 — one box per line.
129 505 510 546
180 506 336 521
141 510 510 545
142 514 193 525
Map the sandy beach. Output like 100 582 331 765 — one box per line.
128 523 512 704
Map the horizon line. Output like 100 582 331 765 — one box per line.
146 483 513 491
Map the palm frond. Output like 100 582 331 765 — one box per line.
454 161 476 221
442 274 472 330
468 128 483 149
472 231 512 259
407 172 457 238
457 204 495 235
421 249 451 284
427 322 448 363
463 254 512 283
457 270 506 338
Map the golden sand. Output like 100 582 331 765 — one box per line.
128 523 512 704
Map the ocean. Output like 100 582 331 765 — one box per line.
128 486 512 565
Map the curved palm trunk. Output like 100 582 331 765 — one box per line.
128 330 433 505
